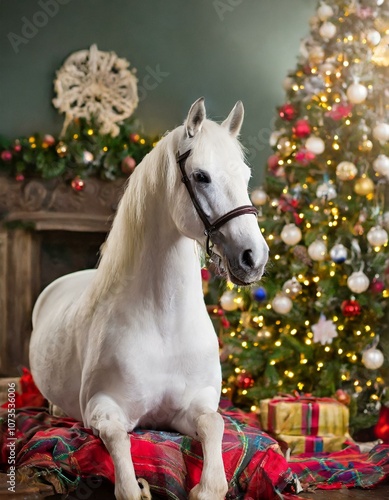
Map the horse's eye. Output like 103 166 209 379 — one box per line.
193 170 211 184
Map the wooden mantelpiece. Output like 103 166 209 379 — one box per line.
0 174 126 376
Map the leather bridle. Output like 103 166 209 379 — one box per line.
176 149 258 257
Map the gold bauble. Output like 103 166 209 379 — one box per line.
277 137 293 156
354 176 375 196
56 141 68 157
358 136 373 152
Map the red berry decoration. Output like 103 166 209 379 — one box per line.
341 299 361 317
1 150 12 162
71 176 85 192
121 156 137 175
15 173 25 182
201 268 211 281
279 103 297 121
236 373 255 389
293 119 311 138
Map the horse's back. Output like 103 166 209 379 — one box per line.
32 269 96 328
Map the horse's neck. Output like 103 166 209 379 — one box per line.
89 151 203 311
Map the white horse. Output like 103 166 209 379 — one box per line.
29 98 269 500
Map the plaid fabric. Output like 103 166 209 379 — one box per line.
288 443 389 490
0 403 297 500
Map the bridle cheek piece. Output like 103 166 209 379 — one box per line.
176 149 258 258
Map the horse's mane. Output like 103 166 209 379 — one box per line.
89 119 245 300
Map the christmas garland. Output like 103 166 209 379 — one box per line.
0 117 157 190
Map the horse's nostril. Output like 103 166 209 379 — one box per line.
241 249 255 269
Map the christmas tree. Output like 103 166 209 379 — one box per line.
206 0 389 432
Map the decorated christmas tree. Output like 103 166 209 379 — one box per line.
206 0 389 432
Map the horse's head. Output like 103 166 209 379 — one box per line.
172 97 269 285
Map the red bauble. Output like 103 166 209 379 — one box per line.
293 119 311 138
201 268 211 281
335 389 351 406
71 176 85 192
279 103 297 121
15 173 25 182
341 299 361 317
13 143 22 153
375 404 389 443
370 277 385 294
129 133 140 143
121 156 137 175
295 149 316 166
221 317 230 329
1 150 12 162
267 154 280 170
43 134 55 147
236 373 255 389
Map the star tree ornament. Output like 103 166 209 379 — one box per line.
312 314 338 345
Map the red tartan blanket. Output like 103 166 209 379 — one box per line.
0 405 296 499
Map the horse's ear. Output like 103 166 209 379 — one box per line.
185 97 206 138
222 101 244 137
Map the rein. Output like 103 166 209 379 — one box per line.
176 149 258 257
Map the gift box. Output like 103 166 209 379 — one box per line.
260 395 349 438
276 433 349 454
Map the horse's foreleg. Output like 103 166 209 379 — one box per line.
174 390 228 500
84 394 151 500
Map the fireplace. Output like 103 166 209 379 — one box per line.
0 174 126 376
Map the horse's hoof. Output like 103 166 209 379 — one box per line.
189 483 227 500
138 478 152 499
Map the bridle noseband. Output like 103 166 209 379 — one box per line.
176 149 258 258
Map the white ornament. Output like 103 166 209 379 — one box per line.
53 44 138 137
250 188 267 206
312 314 338 345
220 290 238 311
270 130 283 147
367 226 389 246
316 182 337 200
319 21 337 39
305 136 325 155
308 45 325 65
308 240 327 261
372 123 389 144
346 82 368 104
317 2 334 20
366 29 381 46
347 271 369 294
282 277 302 298
362 348 384 370
336 161 358 180
280 223 302 246
271 293 293 315
373 155 389 177
330 243 348 263
283 77 294 91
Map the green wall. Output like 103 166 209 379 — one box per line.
0 0 314 184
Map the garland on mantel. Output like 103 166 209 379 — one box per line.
0 117 157 191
